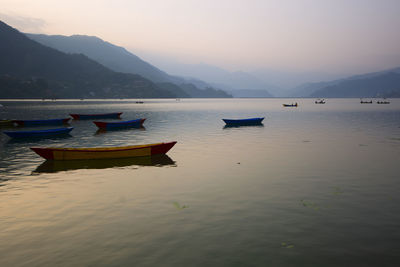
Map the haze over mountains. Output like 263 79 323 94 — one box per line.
26 33 180 84
143 59 400 98
0 21 230 99
1 19 399 99
25 33 232 98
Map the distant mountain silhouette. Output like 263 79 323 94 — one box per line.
290 67 400 97
0 20 178 98
310 72 400 98
26 33 231 98
227 89 272 98
134 61 275 97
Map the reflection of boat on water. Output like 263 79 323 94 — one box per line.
283 103 298 107
315 99 325 104
31 141 177 160
93 118 145 130
224 123 264 129
95 126 146 135
33 154 176 173
3 127 73 138
222 117 264 126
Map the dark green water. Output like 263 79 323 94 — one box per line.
0 98 399 266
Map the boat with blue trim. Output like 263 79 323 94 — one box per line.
222 117 264 126
93 118 145 129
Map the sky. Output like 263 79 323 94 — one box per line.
1 0 400 76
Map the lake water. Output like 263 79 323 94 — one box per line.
0 98 399 266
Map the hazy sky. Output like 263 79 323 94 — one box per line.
1 0 400 75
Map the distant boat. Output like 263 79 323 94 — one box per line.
222 117 264 126
93 118 145 129
13 118 70 126
377 100 390 104
135 101 144 104
283 103 298 107
3 127 73 138
31 141 177 160
315 99 325 104
0 120 14 127
360 99 373 104
70 112 122 120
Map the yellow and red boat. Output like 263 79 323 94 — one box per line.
31 141 177 160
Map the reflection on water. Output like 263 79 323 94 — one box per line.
223 124 264 129
33 154 176 173
0 98 400 267
94 126 146 135
5 133 73 143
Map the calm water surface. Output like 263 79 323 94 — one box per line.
0 98 400 266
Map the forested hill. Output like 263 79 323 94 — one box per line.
26 33 174 83
26 33 231 98
0 21 178 99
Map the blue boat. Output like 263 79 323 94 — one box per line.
222 117 264 126
3 127 73 138
13 118 70 126
93 118 145 130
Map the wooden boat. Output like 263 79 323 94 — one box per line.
31 141 177 160
283 103 298 107
222 117 264 126
93 118 145 129
70 112 122 120
33 154 175 173
0 120 14 127
13 118 70 126
3 127 73 138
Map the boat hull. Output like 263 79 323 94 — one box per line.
3 127 73 138
70 112 122 120
93 118 145 129
31 141 177 160
13 118 70 126
223 117 264 126
283 104 298 107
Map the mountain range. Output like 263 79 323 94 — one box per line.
0 20 230 99
290 67 400 98
1 19 399 98
26 33 230 98
132 56 400 98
